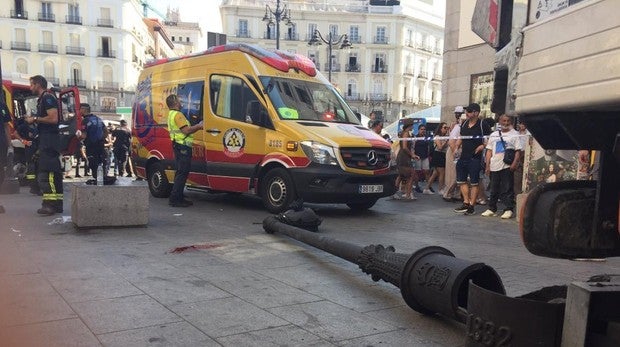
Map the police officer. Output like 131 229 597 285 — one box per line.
166 94 202 207
78 103 107 181
25 75 63 215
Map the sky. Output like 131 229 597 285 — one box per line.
148 0 224 39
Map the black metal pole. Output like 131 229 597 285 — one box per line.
275 0 280 49
328 33 333 82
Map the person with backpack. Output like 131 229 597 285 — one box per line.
24 75 64 215
78 103 108 181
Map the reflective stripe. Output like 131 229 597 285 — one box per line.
167 109 193 147
49 172 56 195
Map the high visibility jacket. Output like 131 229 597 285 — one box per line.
167 109 193 146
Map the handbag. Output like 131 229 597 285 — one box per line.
498 130 516 165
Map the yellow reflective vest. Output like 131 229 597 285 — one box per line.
167 109 193 146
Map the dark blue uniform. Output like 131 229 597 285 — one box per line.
0 102 11 187
36 91 63 213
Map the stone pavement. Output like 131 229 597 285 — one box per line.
0 180 618 346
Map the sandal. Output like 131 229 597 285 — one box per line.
476 198 487 205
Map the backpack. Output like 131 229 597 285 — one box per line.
85 115 105 144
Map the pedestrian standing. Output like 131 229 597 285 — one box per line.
425 122 449 194
514 118 530 194
25 75 63 215
166 94 203 207
442 106 466 202
481 114 522 219
413 124 431 194
78 103 107 181
112 119 131 177
453 103 492 215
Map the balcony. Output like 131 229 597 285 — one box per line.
38 12 55 22
48 77 60 86
367 93 389 101
348 36 362 44
403 68 415 76
66 46 85 55
263 31 276 40
371 64 388 73
432 74 442 81
11 41 31 51
420 44 434 53
10 10 28 19
418 71 428 79
97 18 114 27
236 30 251 38
65 15 82 25
66 79 87 88
324 63 341 72
345 64 361 72
284 33 299 41
97 49 116 58
97 81 119 90
38 44 58 53
344 93 361 101
373 36 389 44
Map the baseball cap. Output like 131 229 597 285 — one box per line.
454 106 464 113
466 103 481 112
120 119 127 125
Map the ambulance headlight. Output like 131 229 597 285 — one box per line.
300 141 338 166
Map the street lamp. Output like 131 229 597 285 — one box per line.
262 0 293 50
308 29 352 83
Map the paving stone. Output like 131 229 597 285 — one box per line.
97 321 218 347
216 324 334 346
71 295 181 334
0 318 100 347
170 296 288 338
216 278 322 309
47 272 143 303
183 263 270 283
129 275 231 307
338 329 447 347
303 279 403 313
268 301 397 342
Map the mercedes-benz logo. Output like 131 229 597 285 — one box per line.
367 150 378 166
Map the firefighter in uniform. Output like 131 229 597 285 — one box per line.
25 75 63 215
16 119 41 194
166 94 202 207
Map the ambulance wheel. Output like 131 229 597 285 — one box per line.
148 162 172 198
347 199 377 211
261 168 296 214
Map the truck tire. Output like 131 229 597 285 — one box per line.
147 162 172 198
261 168 297 214
347 199 378 211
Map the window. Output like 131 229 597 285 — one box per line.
41 2 52 16
238 19 248 37
210 75 260 124
103 65 113 83
308 23 317 39
171 36 175 41
42 31 53 44
406 28 413 46
15 28 26 42
329 24 338 37
101 36 111 56
16 58 28 74
373 53 386 72
69 33 80 46
68 3 79 17
287 23 297 40
100 7 110 19
349 26 359 43
376 26 386 44
44 60 55 79
186 37 189 42
71 63 82 82
347 80 357 98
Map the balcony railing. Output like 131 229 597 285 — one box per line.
324 63 341 72
66 79 87 88
432 74 442 81
420 44 434 53
38 44 58 53
403 68 415 76
263 31 276 40
345 64 361 72
38 12 55 22
66 46 85 55
97 81 119 90
367 93 389 101
284 33 299 41
373 36 389 44
236 30 251 38
97 18 114 27
48 77 60 86
418 71 428 79
348 36 362 44
65 15 82 25
10 10 28 19
344 93 361 101
97 49 116 58
11 41 31 51
371 64 388 73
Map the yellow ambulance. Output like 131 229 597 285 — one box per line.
132 43 396 213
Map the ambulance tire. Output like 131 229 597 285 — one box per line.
346 199 377 211
147 162 172 198
261 168 297 214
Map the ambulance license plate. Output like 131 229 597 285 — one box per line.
359 184 383 194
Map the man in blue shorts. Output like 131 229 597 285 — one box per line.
453 103 492 215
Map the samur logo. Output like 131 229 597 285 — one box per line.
223 128 246 158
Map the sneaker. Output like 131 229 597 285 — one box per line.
423 189 434 195
414 186 423 194
438 189 445 195
169 200 192 207
501 210 513 219
481 209 497 217
476 198 487 205
404 194 417 201
464 205 475 215
392 191 403 200
454 204 470 213
429 187 435 193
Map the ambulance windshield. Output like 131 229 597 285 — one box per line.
260 77 360 123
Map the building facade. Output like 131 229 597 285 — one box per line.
219 0 446 123
163 8 203 56
0 0 177 120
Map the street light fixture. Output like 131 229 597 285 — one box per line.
308 29 352 83
262 0 293 50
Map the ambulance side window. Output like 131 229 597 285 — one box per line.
210 75 261 124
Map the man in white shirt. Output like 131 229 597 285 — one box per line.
442 106 467 202
481 114 522 219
